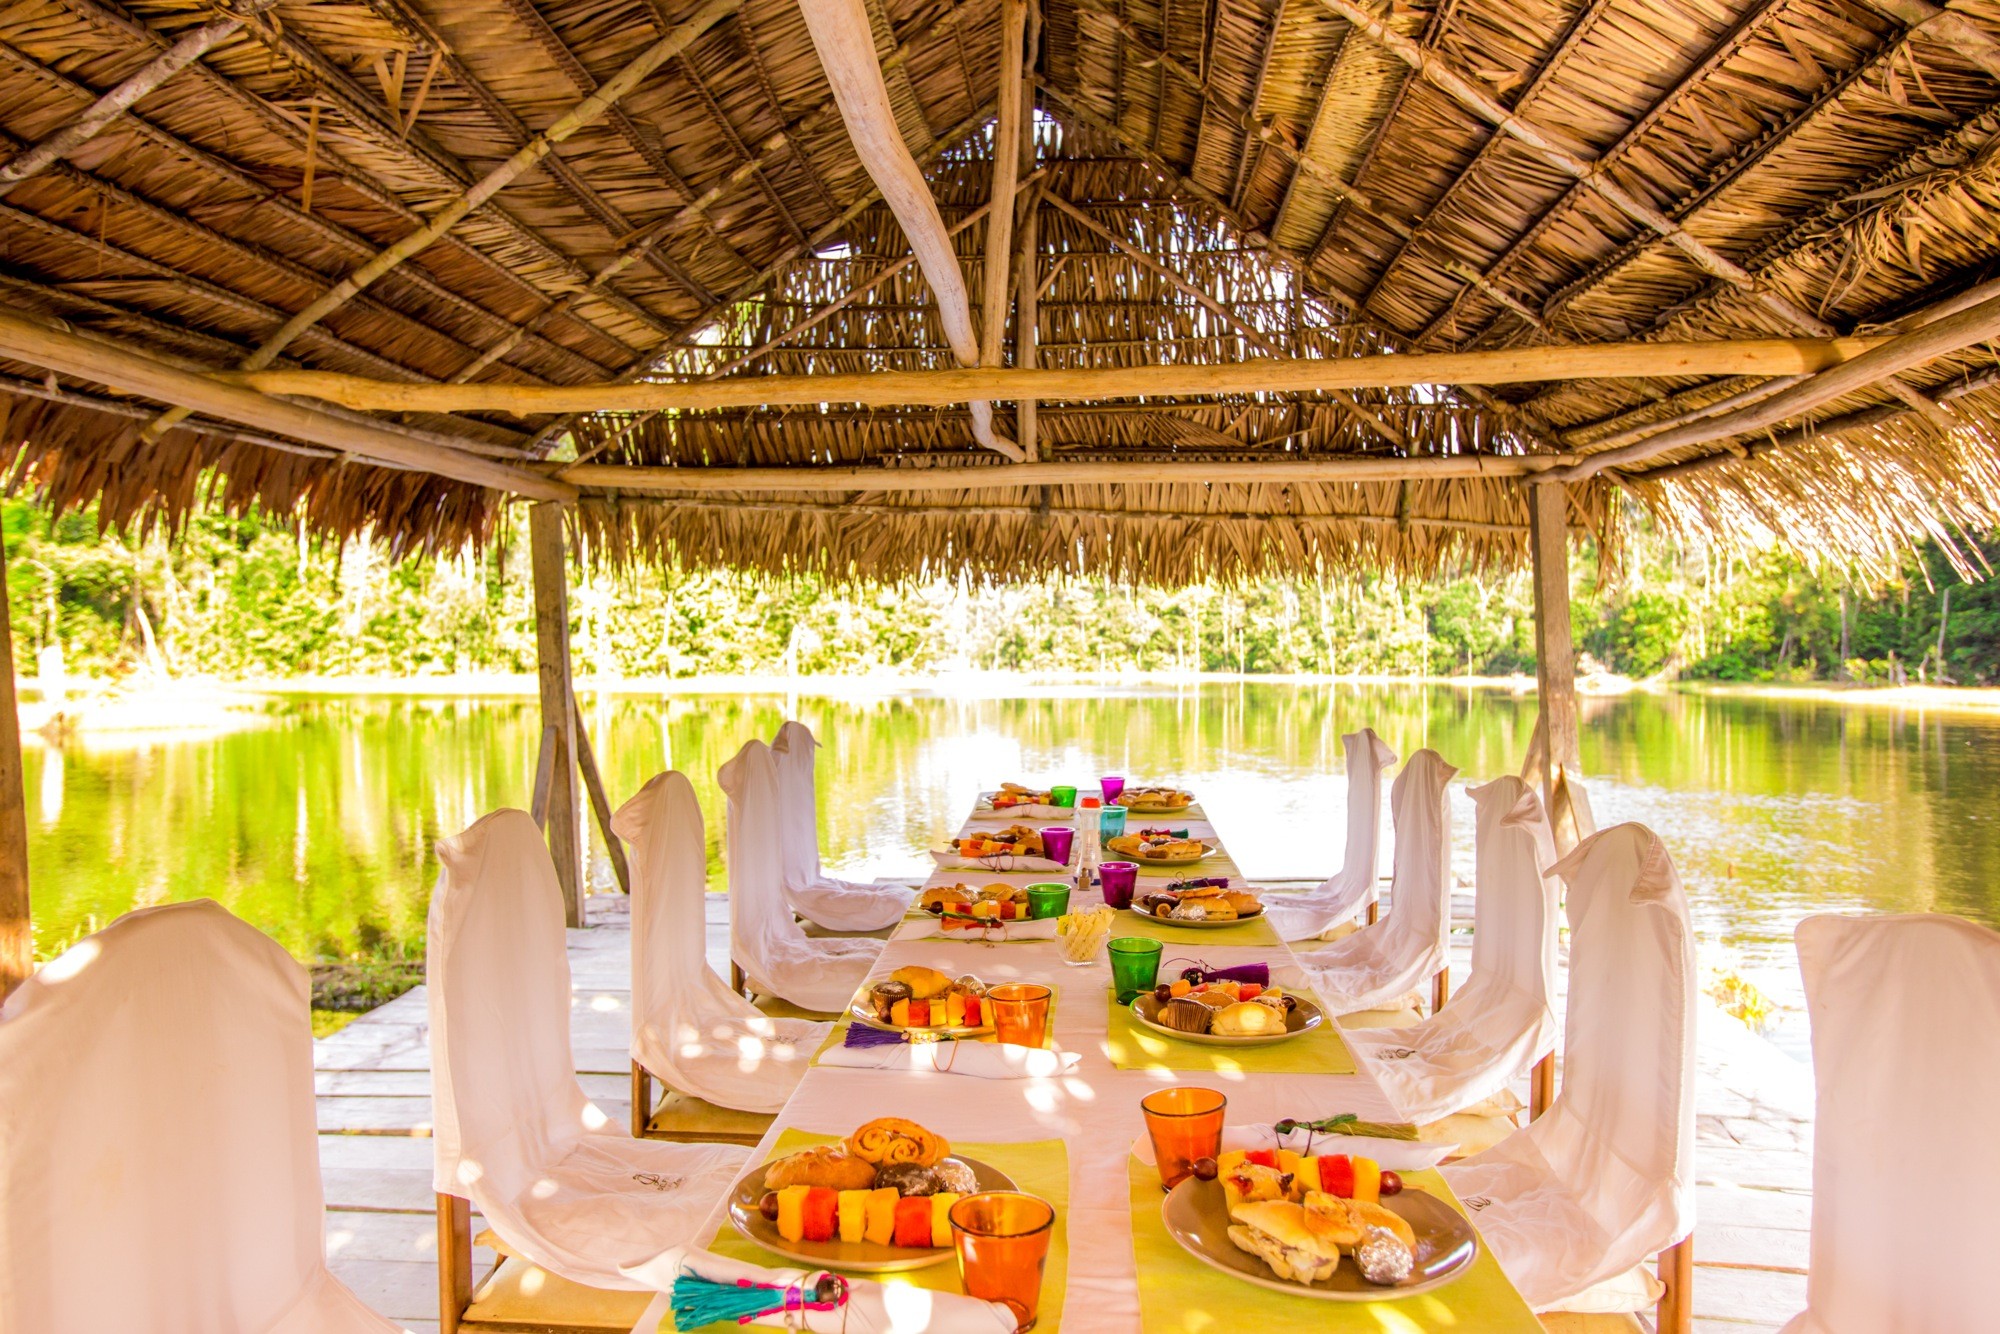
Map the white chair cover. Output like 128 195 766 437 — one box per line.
428 809 749 1290
772 721 913 931
1782 913 2000 1334
1344 776 1558 1123
0 900 395 1333
1297 749 1456 1014
1262 728 1398 942
1444 822 1696 1311
622 770 830 1114
721 739 882 1013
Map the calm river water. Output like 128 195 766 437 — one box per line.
24 683 2000 1055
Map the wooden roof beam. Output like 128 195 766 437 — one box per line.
1552 290 2000 480
1859 0 2000 83
0 307 572 498
0 3 268 198
47 0 656 360
982 0 1030 369
141 0 739 441
563 455 1565 493
234 333 1887 414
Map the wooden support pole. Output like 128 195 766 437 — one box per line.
569 685 629 895
1527 482 1580 817
981 0 1027 366
530 504 583 929
237 333 1887 415
0 7 265 199
1016 183 1041 460
0 526 29 1001
0 308 574 500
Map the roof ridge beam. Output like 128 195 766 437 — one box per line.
140 0 739 440
561 457 1565 493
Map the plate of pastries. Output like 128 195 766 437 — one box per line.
1132 978 1323 1045
853 965 994 1035
1163 1146 1476 1299
920 882 1033 923
933 825 1063 868
731 1117 1014 1273
1107 829 1215 866
1116 785 1194 813
1130 879 1262 924
975 783 1072 818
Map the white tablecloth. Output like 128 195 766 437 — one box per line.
680 790 1424 1332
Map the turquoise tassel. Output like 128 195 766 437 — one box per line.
671 1271 847 1329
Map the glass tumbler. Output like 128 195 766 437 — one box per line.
950 1192 1057 1331
1108 936 1162 1005
1025 883 1071 919
1048 785 1078 808
1141 1086 1228 1191
985 982 1053 1047
1038 826 1074 866
1098 860 1139 909
1099 776 1126 805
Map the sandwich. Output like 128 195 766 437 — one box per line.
1224 1200 1343 1284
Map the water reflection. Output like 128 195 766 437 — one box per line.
22 684 1999 1053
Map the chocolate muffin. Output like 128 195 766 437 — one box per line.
876 1162 941 1196
1157 997 1214 1034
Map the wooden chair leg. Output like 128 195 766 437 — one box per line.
1365 899 1379 926
1431 967 1451 1015
1656 1234 1693 1334
630 1059 653 1139
437 1192 473 1334
1528 1051 1555 1120
730 960 746 997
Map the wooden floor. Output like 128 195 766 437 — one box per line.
313 889 1813 1334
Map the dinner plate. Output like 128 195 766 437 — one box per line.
1126 901 1260 927
1118 797 1194 815
850 989 995 1038
1108 840 1216 867
1162 1177 1477 1300
729 1155 1017 1273
1130 993 1323 1045
973 798 1074 820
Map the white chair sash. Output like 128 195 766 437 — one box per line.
621 770 829 1113
1444 822 1696 1311
721 739 883 1013
771 720 913 931
1263 728 1398 942
0 900 395 1332
1297 748 1456 1014
1781 913 2000 1333
1345 775 1558 1122
428 809 748 1289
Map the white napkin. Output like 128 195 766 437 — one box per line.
1131 1121 1455 1172
625 1250 1015 1334
897 917 1062 942
818 1039 1080 1079
930 851 1068 873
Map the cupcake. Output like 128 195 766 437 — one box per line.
1157 997 1214 1034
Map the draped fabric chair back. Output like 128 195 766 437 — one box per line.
1550 823 1695 1254
1467 776 1560 1005
1784 913 2000 1333
619 770 819 1113
1264 728 1397 941
770 720 824 894
0 900 391 1332
429 808 597 1206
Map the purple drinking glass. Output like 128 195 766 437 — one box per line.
1099 860 1139 909
1100 776 1126 805
1039 826 1075 865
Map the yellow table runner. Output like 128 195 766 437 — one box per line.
686 1131 1070 1332
1125 1158 1541 1333
1102 989 1355 1075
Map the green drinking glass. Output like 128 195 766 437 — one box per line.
1108 937 1164 1005
1025 883 1072 919
1049 785 1078 808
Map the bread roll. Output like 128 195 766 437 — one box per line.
845 1116 950 1167
1225 1202 1342 1284
1211 1001 1283 1037
763 1144 879 1191
889 965 953 999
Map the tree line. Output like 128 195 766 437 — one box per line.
5 499 1995 686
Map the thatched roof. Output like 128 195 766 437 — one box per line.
2 0 1999 580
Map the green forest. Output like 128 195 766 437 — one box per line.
6 498 1997 686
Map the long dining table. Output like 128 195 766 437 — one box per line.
668 787 1542 1333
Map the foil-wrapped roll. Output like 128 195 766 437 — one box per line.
1355 1225 1414 1286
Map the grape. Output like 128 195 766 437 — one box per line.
1190 1157 1219 1181
758 1191 781 1220
1379 1170 1404 1196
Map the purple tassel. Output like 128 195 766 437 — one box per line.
1165 958 1272 986
843 1023 907 1049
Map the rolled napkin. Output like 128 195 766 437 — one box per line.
820 1037 1080 1079
1131 1120 1455 1172
625 1250 1016 1334
898 916 1062 942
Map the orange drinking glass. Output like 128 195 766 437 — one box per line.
1141 1086 1227 1190
986 983 1053 1047
949 1191 1057 1331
